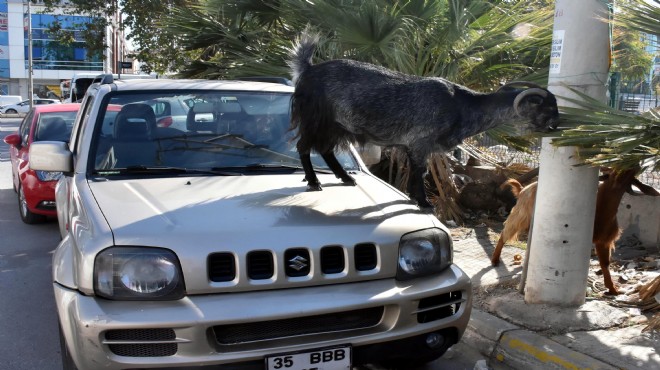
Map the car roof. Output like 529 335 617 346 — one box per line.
32 103 81 113
106 78 294 93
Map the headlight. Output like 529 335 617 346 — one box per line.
94 247 185 300
397 228 452 281
35 170 63 182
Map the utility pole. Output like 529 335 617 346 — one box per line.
524 0 611 306
27 0 34 107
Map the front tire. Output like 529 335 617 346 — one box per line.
18 183 46 224
5 108 17 114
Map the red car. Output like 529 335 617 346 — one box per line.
3 103 81 223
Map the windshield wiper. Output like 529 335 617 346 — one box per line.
94 166 241 176
211 164 333 174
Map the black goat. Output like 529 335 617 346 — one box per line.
289 31 559 209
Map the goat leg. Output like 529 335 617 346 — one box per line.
594 241 619 295
407 157 433 209
321 151 356 186
299 150 322 191
491 236 505 266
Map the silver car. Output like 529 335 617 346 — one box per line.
29 77 472 370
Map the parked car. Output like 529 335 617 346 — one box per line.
3 103 81 223
0 98 61 114
29 76 472 370
146 95 193 131
0 95 24 109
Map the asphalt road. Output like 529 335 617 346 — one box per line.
0 117 62 369
0 117 483 370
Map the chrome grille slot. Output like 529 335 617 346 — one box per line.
208 252 236 282
354 243 377 271
284 248 311 277
247 250 274 280
321 246 344 274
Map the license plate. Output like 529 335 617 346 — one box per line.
266 346 351 370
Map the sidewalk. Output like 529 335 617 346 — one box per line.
452 230 660 370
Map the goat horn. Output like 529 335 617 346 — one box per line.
498 81 543 92
513 88 549 116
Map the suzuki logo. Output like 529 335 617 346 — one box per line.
288 255 308 271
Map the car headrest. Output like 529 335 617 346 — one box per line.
114 104 156 140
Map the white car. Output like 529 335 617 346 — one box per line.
0 98 61 114
29 76 472 370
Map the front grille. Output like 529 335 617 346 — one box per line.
213 306 384 345
321 246 345 274
208 253 235 282
105 329 177 357
416 291 464 323
207 243 380 283
284 248 311 277
355 243 377 271
247 250 274 280
109 343 177 357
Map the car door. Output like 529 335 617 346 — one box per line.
14 110 35 184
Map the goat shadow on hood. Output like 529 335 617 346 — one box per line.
235 188 424 226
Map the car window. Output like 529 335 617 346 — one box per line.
19 110 34 144
72 96 95 155
90 90 359 174
35 111 78 142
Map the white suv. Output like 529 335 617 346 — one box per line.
29 76 472 370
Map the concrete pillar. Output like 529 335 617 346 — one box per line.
524 0 610 306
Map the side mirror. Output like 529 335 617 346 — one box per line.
29 141 73 173
3 133 21 147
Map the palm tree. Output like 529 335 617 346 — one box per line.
552 0 659 174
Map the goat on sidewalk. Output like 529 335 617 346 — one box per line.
288 30 560 209
491 169 660 295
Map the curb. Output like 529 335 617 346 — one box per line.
462 309 617 370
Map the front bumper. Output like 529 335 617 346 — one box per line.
56 265 472 369
23 173 57 216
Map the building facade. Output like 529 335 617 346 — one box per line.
0 0 130 99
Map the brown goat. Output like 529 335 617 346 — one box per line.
491 169 659 295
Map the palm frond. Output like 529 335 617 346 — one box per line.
552 88 660 172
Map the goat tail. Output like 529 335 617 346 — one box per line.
288 27 320 85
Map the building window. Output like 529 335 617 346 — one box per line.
25 14 102 71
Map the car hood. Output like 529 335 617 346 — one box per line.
88 173 440 249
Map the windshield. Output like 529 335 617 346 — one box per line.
90 90 359 175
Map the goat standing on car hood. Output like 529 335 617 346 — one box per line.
289 30 559 209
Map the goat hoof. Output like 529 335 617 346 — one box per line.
416 201 434 211
491 259 500 267
306 183 323 192
341 178 357 186
418 205 434 213
605 288 620 296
